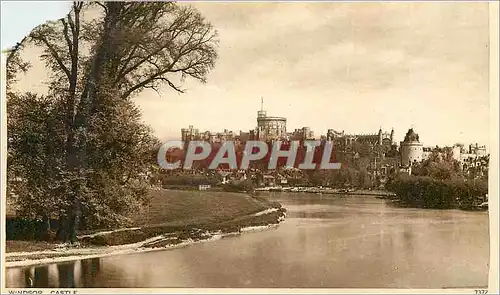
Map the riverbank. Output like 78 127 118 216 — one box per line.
256 186 396 197
5 189 286 267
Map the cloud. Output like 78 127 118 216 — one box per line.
141 2 490 146
11 2 490 146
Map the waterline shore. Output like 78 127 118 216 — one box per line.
5 189 286 268
5 220 285 268
256 186 396 197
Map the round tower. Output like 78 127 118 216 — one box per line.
400 128 423 166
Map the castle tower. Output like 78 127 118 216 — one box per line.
256 96 286 141
400 128 423 166
390 128 395 144
257 97 266 140
257 96 267 119
378 127 383 145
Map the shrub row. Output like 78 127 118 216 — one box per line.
386 175 488 210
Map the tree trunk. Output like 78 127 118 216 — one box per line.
55 214 68 242
68 199 82 244
55 206 81 244
61 3 124 243
39 215 51 241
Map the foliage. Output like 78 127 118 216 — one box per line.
7 1 219 241
306 167 373 188
28 2 218 99
160 173 221 187
5 39 31 93
7 90 159 230
7 93 66 220
411 150 463 180
386 175 488 210
223 180 255 193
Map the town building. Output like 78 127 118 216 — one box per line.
459 143 489 177
466 143 487 157
181 125 201 141
324 127 397 170
181 125 255 144
421 143 489 175
290 127 315 141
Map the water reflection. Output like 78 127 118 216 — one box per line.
6 194 489 288
7 258 101 288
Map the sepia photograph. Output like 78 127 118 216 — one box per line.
1 1 498 293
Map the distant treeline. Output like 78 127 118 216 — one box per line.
386 175 488 210
160 174 221 186
160 174 255 193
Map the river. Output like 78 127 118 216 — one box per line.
5 193 490 288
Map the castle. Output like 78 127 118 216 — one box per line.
326 128 395 149
179 98 488 176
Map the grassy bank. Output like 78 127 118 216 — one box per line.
131 189 270 226
6 189 286 260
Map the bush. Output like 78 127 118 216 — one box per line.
161 174 220 187
5 217 57 241
223 180 254 193
386 175 488 210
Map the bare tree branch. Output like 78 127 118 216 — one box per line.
60 19 73 56
94 1 108 14
30 33 71 81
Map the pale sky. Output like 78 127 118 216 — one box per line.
4 2 491 148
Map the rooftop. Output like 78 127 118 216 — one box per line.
403 128 420 142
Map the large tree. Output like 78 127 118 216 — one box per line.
7 1 219 242
411 150 463 180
